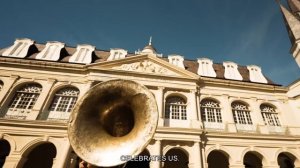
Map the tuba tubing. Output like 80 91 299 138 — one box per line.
68 79 158 167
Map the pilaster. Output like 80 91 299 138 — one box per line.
150 139 161 168
220 94 236 132
52 139 71 168
27 79 56 120
188 89 201 128
156 86 165 127
189 141 201 168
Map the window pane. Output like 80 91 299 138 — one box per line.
232 102 252 125
260 104 280 126
165 96 187 120
200 99 222 123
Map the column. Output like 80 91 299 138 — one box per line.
27 78 56 120
52 139 71 168
189 141 201 168
200 141 207 168
150 139 161 168
3 153 23 168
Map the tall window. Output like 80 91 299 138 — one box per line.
201 99 222 123
232 102 252 125
165 96 187 120
49 87 79 113
4 84 42 119
260 104 281 126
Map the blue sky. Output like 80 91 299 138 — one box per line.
0 0 299 86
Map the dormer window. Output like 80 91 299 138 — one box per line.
223 62 243 81
69 44 95 64
197 58 217 77
35 41 65 61
168 55 185 69
247 65 268 83
2 38 34 58
107 48 128 61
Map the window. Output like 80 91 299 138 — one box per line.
47 87 79 121
197 58 217 77
165 96 187 120
201 99 222 123
107 48 127 61
69 45 95 64
4 84 42 119
223 62 243 81
260 104 281 126
247 65 268 83
168 55 185 69
35 41 65 61
232 102 252 125
2 38 34 58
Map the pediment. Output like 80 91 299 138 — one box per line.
87 55 199 79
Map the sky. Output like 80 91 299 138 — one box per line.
0 0 299 86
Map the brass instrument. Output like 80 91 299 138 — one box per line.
68 79 158 167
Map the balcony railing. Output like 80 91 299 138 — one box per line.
204 122 225 130
268 125 287 134
235 124 257 132
47 111 70 121
3 108 31 119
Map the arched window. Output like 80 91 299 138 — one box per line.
47 87 79 121
165 96 187 120
4 83 42 119
232 102 252 125
201 99 222 123
260 104 281 126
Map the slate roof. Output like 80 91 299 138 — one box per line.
0 42 279 86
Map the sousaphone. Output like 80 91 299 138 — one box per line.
68 79 158 167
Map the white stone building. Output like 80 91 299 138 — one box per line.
0 36 299 168
0 1 300 167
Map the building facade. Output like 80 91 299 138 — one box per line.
0 1 300 166
0 36 299 168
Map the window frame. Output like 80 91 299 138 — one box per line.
260 104 281 126
165 96 187 120
201 99 222 123
232 102 253 125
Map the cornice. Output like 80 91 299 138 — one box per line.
205 131 300 141
157 126 203 135
200 77 287 93
0 118 67 130
0 57 86 72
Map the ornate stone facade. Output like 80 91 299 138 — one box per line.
0 36 299 168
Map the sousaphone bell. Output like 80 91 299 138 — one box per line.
68 79 158 167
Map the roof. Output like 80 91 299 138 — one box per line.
0 42 279 86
